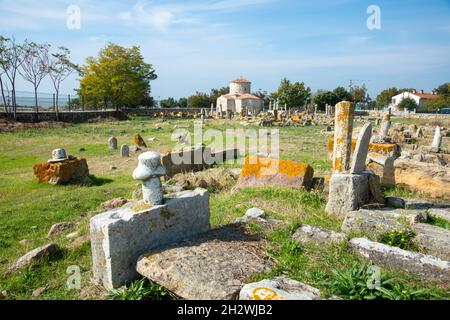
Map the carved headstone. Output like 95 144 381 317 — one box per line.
350 123 372 174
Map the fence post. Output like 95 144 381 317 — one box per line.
53 93 55 112
81 95 85 111
68 94 71 112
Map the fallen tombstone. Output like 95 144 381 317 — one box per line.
349 238 450 284
134 134 147 148
5 243 59 275
33 149 91 185
239 276 323 300
136 224 274 300
292 225 346 247
235 156 314 190
366 152 395 187
393 159 450 199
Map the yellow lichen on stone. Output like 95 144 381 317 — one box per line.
241 156 312 178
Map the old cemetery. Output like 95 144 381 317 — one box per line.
0 106 449 300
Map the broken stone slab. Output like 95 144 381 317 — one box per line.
366 152 395 187
162 146 213 177
235 156 314 190
47 222 77 238
136 224 274 300
90 188 210 290
412 223 450 261
100 197 128 210
235 208 266 223
292 225 346 246
5 243 59 275
349 238 450 284
350 122 372 174
239 276 323 300
325 173 370 217
341 208 428 236
33 159 91 185
428 208 450 222
393 159 450 199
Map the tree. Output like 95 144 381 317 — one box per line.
398 97 418 111
187 92 210 109
209 86 229 104
434 83 449 96
333 86 352 102
376 87 399 108
49 47 76 116
0 36 25 118
160 97 177 108
178 97 187 108
253 89 270 109
19 41 50 112
271 78 311 108
79 43 157 110
313 90 338 110
350 84 369 103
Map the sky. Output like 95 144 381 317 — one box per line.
1 0 449 100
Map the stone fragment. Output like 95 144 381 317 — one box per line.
292 225 346 246
31 287 46 297
325 173 370 217
349 238 450 284
136 225 273 300
368 172 384 205
235 208 266 223
428 208 450 222
33 159 91 185
412 223 450 261
100 197 128 210
239 277 322 300
47 222 76 238
90 188 210 290
366 152 395 187
350 123 372 174
134 134 147 148
132 151 166 206
431 126 442 150
385 197 405 209
5 243 59 275
393 159 450 199
120 144 129 157
332 101 354 173
235 156 314 190
49 148 68 162
108 137 117 150
66 231 79 239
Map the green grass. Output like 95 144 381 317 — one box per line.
0 117 448 300
427 215 450 230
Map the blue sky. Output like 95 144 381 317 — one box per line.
1 0 449 99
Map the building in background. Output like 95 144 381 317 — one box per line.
389 90 436 111
217 77 263 115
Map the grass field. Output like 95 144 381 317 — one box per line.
0 116 448 300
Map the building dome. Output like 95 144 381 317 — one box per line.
229 76 251 95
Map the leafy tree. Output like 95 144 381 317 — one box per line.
333 86 352 102
425 95 450 111
49 47 77 116
271 78 311 108
376 87 399 108
79 43 157 110
178 97 188 108
209 86 229 103
313 90 338 111
0 36 25 117
398 97 418 111
434 83 449 96
187 92 210 109
350 84 369 103
253 89 270 109
160 97 177 108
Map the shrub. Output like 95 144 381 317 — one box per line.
378 229 418 251
108 278 171 300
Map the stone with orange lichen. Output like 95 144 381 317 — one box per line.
236 156 314 190
33 159 91 185
134 134 147 148
328 137 399 158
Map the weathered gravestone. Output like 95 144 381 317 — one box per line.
108 137 118 150
120 144 129 157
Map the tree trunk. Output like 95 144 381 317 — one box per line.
55 89 59 121
34 86 39 113
12 83 16 120
0 77 7 113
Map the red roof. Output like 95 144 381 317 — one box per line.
414 93 435 99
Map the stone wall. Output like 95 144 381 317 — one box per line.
0 110 125 123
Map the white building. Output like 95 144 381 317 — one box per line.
217 77 263 115
389 90 436 111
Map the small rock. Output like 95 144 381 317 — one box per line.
5 243 59 275
385 197 405 209
100 198 128 210
19 239 32 246
1 290 7 298
32 287 46 297
47 222 76 238
240 276 323 300
235 208 266 223
31 226 37 230
69 235 90 249
110 165 117 170
66 231 80 239
79 148 86 152
147 137 156 142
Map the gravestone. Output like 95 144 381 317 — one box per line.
350 122 372 174
120 144 129 158
108 137 118 150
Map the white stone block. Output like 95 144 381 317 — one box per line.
90 188 210 290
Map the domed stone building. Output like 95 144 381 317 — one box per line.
216 77 263 115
